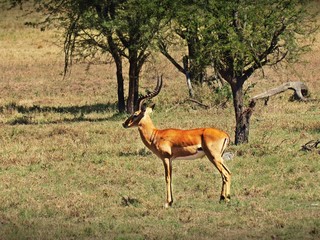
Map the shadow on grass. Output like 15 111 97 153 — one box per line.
1 102 117 114
0 102 127 125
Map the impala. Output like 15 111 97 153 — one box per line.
123 76 231 207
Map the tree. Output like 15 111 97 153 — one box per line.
7 0 169 113
160 0 317 144
204 0 316 144
158 0 211 97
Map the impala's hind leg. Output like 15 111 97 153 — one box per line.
203 143 231 202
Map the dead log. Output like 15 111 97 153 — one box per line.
301 140 320 152
252 81 309 102
240 82 310 143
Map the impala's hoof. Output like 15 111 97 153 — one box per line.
219 195 231 203
164 201 173 208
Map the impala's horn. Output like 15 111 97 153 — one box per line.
137 75 163 111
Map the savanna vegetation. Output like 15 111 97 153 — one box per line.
4 0 318 144
0 1 319 240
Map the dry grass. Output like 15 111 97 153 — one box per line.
0 5 319 240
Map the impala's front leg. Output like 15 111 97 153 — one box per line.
163 158 173 208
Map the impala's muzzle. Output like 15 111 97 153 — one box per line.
122 118 133 128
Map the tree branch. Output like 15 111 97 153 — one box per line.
158 40 185 74
240 22 288 82
187 98 210 109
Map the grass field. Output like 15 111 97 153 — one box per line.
0 5 319 240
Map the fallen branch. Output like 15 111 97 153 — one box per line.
240 82 311 144
187 98 210 109
252 81 309 103
245 81 310 115
301 140 320 153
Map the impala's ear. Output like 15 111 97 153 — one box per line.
150 103 155 110
146 104 155 114
141 103 147 112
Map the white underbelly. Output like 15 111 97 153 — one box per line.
174 151 206 160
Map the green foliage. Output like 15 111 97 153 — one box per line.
198 0 317 80
156 0 318 144
6 0 173 113
213 84 232 106
158 0 317 85
191 83 232 107
4 0 318 81
54 0 169 68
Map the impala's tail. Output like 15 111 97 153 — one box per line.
220 137 229 155
220 135 232 175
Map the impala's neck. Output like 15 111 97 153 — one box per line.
138 114 157 147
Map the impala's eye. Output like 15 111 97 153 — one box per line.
132 111 141 118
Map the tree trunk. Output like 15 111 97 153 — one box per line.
183 56 194 98
231 80 250 145
127 56 140 114
187 34 205 84
115 58 125 113
229 81 309 145
106 35 125 113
